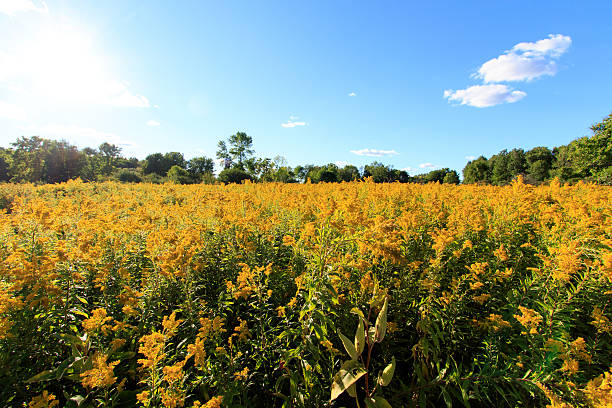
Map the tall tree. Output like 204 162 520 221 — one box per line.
227 132 254 166
98 142 122 176
526 147 554 183
462 156 490 184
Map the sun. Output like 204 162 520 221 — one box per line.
9 21 147 107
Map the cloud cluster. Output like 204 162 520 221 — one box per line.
350 148 399 157
444 85 526 108
146 120 160 127
0 0 47 16
0 100 27 120
18 123 136 148
445 34 571 107
281 116 307 128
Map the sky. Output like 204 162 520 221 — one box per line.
0 0 611 175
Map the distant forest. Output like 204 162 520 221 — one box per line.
0 112 610 185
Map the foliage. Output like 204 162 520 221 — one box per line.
0 179 610 407
217 167 252 184
116 170 143 183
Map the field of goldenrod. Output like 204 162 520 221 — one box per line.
0 178 611 408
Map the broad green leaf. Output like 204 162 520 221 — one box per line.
347 382 357 398
379 356 396 386
338 330 357 360
375 297 388 342
350 307 365 319
26 370 55 383
373 396 392 408
330 360 366 401
355 319 365 356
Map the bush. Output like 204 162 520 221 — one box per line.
218 167 252 184
115 170 142 183
167 165 194 184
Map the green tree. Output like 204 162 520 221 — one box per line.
525 146 554 183
10 136 46 183
187 156 214 181
164 152 186 169
167 165 193 184
338 165 360 182
43 140 85 183
507 148 527 177
0 148 12 182
363 162 393 183
216 141 232 169
443 170 460 184
143 153 169 176
462 156 490 184
227 131 254 166
218 167 252 184
489 150 511 185
98 142 122 176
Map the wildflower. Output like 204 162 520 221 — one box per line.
276 306 286 317
110 338 126 351
163 360 185 383
591 307 612 333
162 312 183 337
514 306 543 335
187 337 207 368
202 396 223 408
160 387 185 408
282 235 295 246
234 318 250 342
582 367 612 407
482 314 511 331
81 353 119 389
561 359 579 375
138 332 166 369
137 390 151 405
28 391 59 408
473 294 491 305
234 367 249 381
82 308 112 333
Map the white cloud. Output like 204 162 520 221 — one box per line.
444 84 526 108
153 104 160 109
350 148 399 157
281 120 307 128
348 92 356 97
0 100 26 120
0 0 47 15
18 124 136 147
419 163 437 169
475 34 571 83
401 166 416 173
335 161 350 167
289 115 299 120
465 155 476 161
146 120 160 127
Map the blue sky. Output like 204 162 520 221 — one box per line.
0 0 611 175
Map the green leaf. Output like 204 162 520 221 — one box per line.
350 307 364 319
373 396 392 408
26 370 55 383
379 357 396 386
330 360 367 401
355 319 365 356
347 382 357 398
338 330 357 360
375 297 388 342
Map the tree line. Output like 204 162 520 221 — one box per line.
463 112 612 185
0 112 610 185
